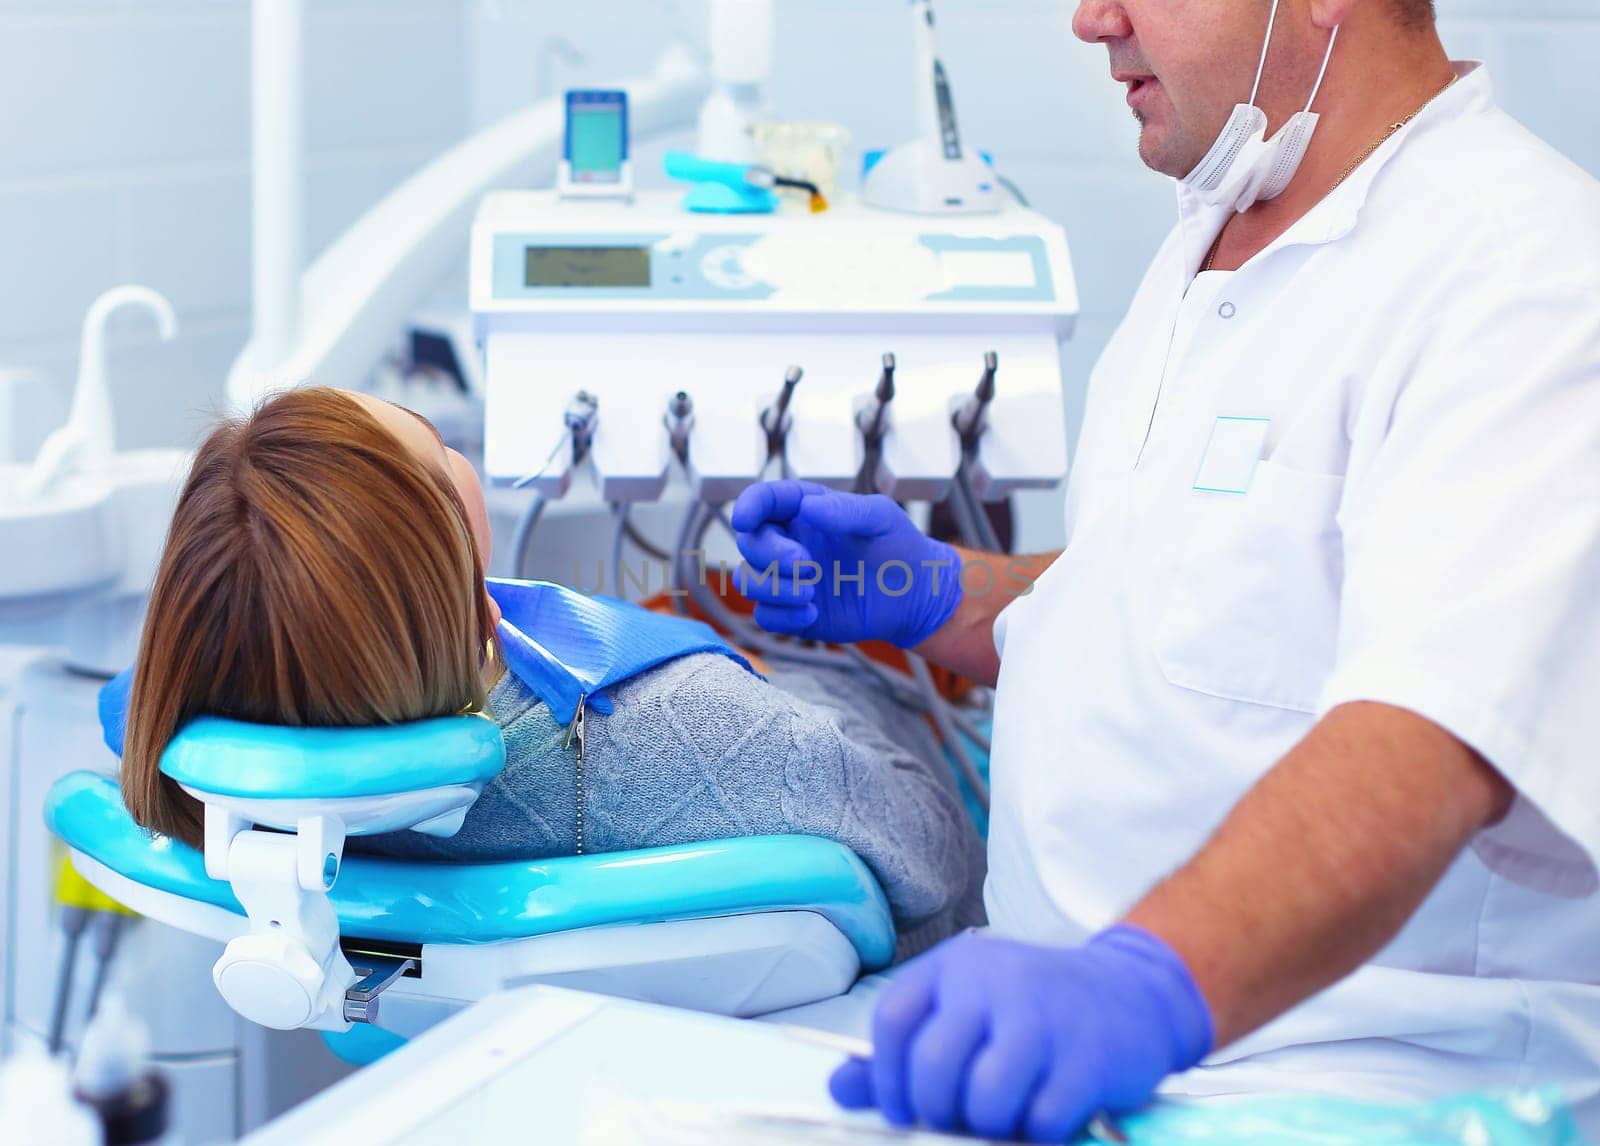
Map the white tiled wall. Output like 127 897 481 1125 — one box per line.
0 0 469 453
2 0 1596 529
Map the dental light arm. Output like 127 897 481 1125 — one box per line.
226 45 708 409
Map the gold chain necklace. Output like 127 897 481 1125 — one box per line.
1330 72 1458 191
1200 72 1459 274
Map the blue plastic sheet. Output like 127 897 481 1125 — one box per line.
1101 1090 1583 1145
490 578 756 725
94 580 758 753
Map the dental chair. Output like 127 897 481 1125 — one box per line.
44 713 896 1063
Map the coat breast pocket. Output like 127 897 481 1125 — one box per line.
1153 459 1346 713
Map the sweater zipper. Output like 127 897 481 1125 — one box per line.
562 694 587 855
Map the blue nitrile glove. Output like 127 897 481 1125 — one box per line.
829 926 1214 1142
99 667 133 757
730 480 962 648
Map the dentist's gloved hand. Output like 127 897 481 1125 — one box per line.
829 926 1214 1142
730 480 962 648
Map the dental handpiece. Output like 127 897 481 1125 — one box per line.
664 390 695 464
510 390 601 490
858 353 897 444
761 366 804 456
953 350 999 447
564 389 599 460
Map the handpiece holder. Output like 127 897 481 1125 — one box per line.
760 366 804 461
665 390 696 468
857 354 896 446
953 350 999 451
514 389 601 498
855 354 897 492
563 389 600 464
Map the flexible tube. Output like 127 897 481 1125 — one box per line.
47 907 88 1055
610 502 629 599
946 703 993 755
955 467 1003 552
947 475 986 549
908 654 990 812
684 503 913 692
695 502 958 712
623 517 673 563
509 492 546 580
671 500 992 809
84 913 124 1023
669 497 706 616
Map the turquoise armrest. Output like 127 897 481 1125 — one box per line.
159 714 505 800
46 772 896 971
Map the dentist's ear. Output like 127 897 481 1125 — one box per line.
1309 0 1357 30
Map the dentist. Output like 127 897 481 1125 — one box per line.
733 0 1600 1140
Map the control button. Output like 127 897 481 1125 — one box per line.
700 244 757 290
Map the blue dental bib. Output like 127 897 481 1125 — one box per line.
489 579 756 725
96 581 757 758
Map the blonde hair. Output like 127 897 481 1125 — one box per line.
122 387 494 847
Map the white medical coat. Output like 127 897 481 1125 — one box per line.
985 63 1600 1122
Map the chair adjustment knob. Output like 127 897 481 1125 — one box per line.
212 933 326 1030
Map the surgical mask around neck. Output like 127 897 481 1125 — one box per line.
1182 0 1339 213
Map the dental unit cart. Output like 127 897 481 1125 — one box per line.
471 191 1078 504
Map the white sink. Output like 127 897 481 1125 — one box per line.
0 450 188 668
0 464 119 607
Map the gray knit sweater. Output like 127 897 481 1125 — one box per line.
359 654 985 956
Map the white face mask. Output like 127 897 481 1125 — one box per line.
1182 0 1340 213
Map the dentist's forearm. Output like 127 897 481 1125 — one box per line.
913 548 1058 687
1125 701 1513 1048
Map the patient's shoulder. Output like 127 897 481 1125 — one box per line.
487 668 541 725
607 652 801 761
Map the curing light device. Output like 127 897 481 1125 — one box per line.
863 0 1003 216
558 90 633 201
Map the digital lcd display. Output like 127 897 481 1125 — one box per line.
568 105 625 182
524 246 651 288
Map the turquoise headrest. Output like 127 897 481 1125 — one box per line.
159 714 506 801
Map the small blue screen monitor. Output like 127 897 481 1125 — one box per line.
564 90 629 184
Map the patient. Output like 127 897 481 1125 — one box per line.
122 386 983 955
